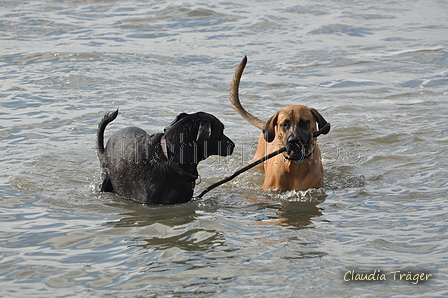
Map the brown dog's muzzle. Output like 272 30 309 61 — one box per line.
285 122 331 161
285 133 312 161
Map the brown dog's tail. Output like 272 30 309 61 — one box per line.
229 56 265 130
97 109 119 155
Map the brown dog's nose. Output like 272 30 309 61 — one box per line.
286 134 311 160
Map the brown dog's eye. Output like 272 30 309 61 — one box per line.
280 120 289 130
299 118 310 129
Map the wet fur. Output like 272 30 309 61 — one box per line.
229 57 330 191
96 110 234 204
253 105 329 190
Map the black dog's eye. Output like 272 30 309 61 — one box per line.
280 120 290 130
299 118 310 129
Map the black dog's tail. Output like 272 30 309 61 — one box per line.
97 109 119 155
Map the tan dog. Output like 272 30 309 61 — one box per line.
229 57 330 191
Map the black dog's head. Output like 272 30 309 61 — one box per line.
164 112 234 163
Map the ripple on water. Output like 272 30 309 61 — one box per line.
2 0 448 296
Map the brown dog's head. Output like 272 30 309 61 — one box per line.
262 105 330 161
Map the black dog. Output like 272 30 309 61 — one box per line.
96 109 234 204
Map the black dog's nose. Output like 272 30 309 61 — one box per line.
222 137 235 155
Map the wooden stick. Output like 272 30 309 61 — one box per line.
195 147 286 199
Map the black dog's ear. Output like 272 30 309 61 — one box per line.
171 113 188 125
310 108 330 134
196 121 212 143
262 112 279 143
165 113 188 132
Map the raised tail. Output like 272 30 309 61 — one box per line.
229 56 265 130
97 109 119 155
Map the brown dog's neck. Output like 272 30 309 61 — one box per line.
261 144 323 191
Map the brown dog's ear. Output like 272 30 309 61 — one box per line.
310 108 330 134
262 112 279 143
196 121 212 143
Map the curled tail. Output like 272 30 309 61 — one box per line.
229 56 265 130
97 109 119 155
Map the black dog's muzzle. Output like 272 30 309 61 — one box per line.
196 135 235 161
218 136 235 156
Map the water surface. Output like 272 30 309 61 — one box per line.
1 0 448 297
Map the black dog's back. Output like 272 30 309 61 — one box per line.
97 121 195 204
102 127 176 203
96 110 163 198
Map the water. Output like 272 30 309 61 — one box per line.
1 0 448 296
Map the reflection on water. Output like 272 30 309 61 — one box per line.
275 201 324 228
2 0 448 296
108 199 207 228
